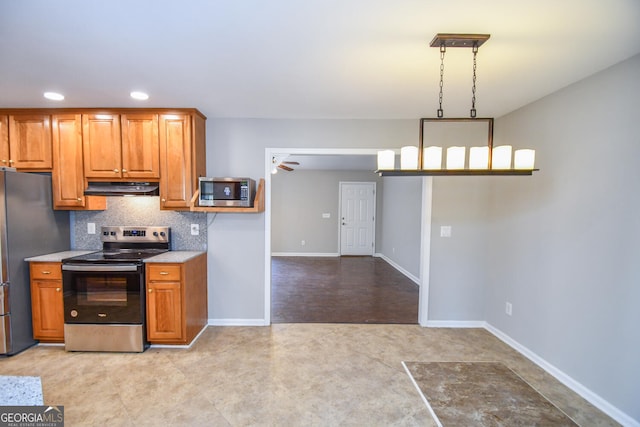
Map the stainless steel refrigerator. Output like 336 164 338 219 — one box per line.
0 170 70 356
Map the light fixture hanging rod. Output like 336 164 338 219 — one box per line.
429 34 490 49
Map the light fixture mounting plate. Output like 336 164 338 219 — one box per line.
430 33 490 48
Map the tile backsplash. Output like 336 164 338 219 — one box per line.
72 197 207 251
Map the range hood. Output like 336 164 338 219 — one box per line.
84 182 159 196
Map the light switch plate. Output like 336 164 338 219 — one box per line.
440 225 452 237
87 223 96 234
190 224 199 235
322 213 331 218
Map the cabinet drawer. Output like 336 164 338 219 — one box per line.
30 262 62 280
147 264 181 281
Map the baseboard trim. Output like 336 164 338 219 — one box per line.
483 322 638 427
425 320 486 328
375 253 421 285
271 252 339 257
208 318 268 326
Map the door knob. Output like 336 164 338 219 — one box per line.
113 169 119 173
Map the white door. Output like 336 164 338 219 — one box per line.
339 182 376 256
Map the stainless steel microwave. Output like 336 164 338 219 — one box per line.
198 177 255 207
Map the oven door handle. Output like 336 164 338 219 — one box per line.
62 264 140 272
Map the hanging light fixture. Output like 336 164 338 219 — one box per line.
377 33 538 176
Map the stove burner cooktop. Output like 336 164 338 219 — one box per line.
67 248 168 263
64 226 171 264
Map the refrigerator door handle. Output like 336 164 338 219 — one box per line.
0 282 9 316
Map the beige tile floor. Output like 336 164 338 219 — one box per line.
0 324 617 426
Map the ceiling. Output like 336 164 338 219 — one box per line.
1 0 639 121
274 154 378 172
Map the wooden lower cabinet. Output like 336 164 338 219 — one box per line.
30 262 64 342
145 253 207 345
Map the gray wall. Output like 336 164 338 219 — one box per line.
271 169 383 255
483 54 640 421
428 176 490 320
379 176 422 279
205 119 417 321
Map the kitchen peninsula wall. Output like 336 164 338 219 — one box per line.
71 196 207 251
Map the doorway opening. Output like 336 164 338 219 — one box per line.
264 148 432 326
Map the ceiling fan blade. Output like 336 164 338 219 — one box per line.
281 161 300 165
278 164 294 171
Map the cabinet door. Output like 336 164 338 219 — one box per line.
31 280 64 341
159 114 192 209
121 113 160 179
82 114 122 179
146 281 183 341
0 115 8 167
8 114 52 170
52 114 85 208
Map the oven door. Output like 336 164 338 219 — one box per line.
62 263 144 324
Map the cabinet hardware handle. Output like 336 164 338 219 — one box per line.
77 198 82 201
113 169 119 173
148 289 153 293
42 271 51 274
160 271 169 275
8 160 14 164
161 198 166 202
56 287 61 292
122 168 127 173
1 160 6 164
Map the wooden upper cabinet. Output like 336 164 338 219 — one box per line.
0 116 8 167
7 114 52 170
52 114 84 208
159 113 206 210
120 113 160 179
159 114 192 209
82 114 122 179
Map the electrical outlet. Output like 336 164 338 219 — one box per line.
322 213 331 219
190 224 199 235
505 302 513 316
87 223 96 234
301 240 306 246
440 225 452 237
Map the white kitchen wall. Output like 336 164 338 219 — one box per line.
486 53 640 423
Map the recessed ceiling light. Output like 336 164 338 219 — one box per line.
130 91 149 100
44 92 64 101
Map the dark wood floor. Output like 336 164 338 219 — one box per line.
271 256 419 324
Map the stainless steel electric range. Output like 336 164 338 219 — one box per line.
62 226 170 352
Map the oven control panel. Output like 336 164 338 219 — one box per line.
100 226 170 243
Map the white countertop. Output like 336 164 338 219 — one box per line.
25 250 97 262
145 251 206 263
25 250 205 263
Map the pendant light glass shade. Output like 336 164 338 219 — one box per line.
514 149 536 169
446 146 466 170
401 146 419 169
423 146 443 169
377 150 395 170
492 145 512 169
469 146 489 169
